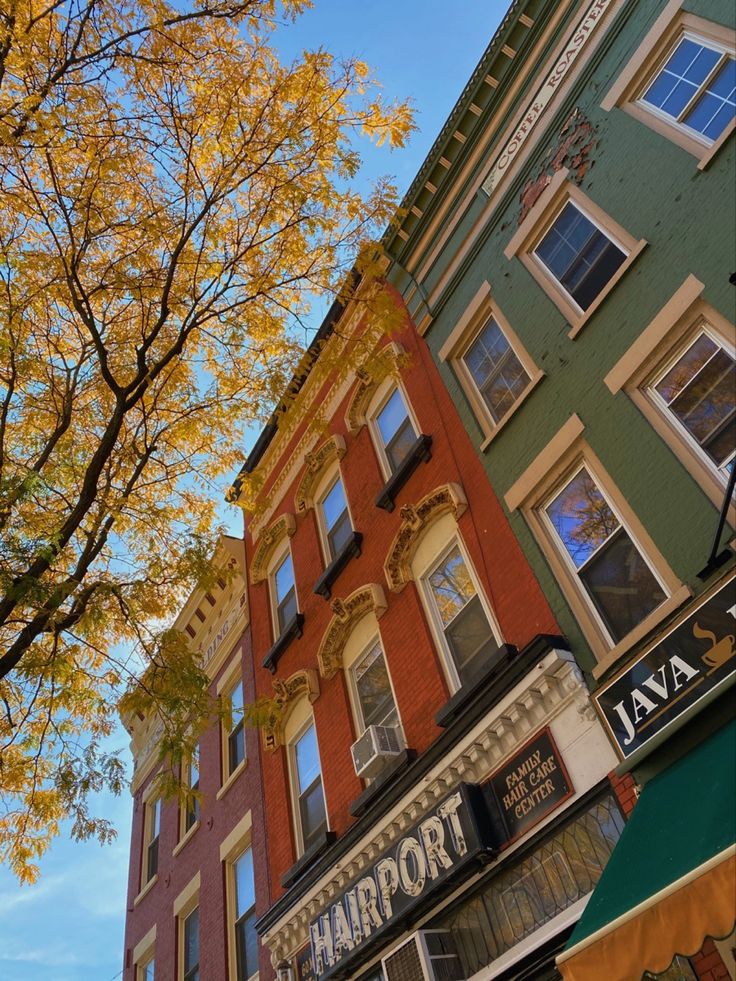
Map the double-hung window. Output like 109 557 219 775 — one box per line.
145 797 161 884
543 466 666 644
375 387 418 473
350 641 399 733
533 201 628 314
226 681 245 776
292 721 327 853
184 747 200 833
463 316 532 426
273 551 297 635
319 475 353 560
424 542 500 689
649 328 735 478
640 35 735 145
182 907 200 981
233 848 258 981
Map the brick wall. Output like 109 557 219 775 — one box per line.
608 770 638 819
690 938 733 981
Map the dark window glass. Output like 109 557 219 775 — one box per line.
653 332 735 473
427 544 499 686
183 907 199 981
352 643 399 730
294 723 326 851
274 552 297 634
376 388 417 472
438 795 625 976
227 681 245 775
321 477 352 559
146 798 161 882
234 850 258 980
546 468 665 642
464 317 531 424
534 202 627 311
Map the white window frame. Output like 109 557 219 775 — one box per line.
216 658 247 798
367 378 421 481
343 617 402 742
314 466 354 566
412 514 502 695
174 872 200 981
269 541 298 640
227 845 258 981
177 745 200 846
285 700 328 858
133 924 157 981
141 792 161 889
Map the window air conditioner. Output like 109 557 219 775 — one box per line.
381 930 464 981
350 724 403 779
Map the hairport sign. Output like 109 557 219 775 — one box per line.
307 783 497 979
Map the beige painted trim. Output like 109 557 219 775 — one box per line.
293 435 347 514
606 283 736 525
133 924 157 967
440 280 545 443
216 757 247 801
605 275 706 393
220 809 253 862
601 4 736 164
173 871 200 917
506 414 684 665
249 513 296 586
505 414 585 511
505 173 643 333
133 873 158 908
172 819 199 858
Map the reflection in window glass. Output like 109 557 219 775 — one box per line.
376 388 417 472
438 795 625 976
642 36 736 143
534 202 627 312
652 330 735 476
274 551 297 633
185 745 200 831
227 681 245 775
426 544 499 686
352 643 399 731
142 958 155 981
545 468 665 641
321 476 352 560
146 798 161 883
294 723 326 851
464 318 531 425
183 907 199 981
234 849 258 981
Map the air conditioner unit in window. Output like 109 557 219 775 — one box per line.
350 724 403 779
381 930 464 981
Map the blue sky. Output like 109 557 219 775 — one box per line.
0 3 507 978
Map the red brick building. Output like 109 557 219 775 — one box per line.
233 289 627 980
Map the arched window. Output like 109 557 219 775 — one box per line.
284 698 327 856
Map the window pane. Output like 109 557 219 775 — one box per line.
322 478 347 532
464 319 531 424
276 587 297 632
546 468 620 569
147 836 158 881
326 508 353 559
300 778 327 848
427 545 476 627
385 416 417 472
235 849 255 918
295 724 321 793
184 907 199 974
228 721 245 773
230 681 244 719
376 388 410 446
535 202 627 311
642 38 719 116
353 643 399 730
580 527 666 642
274 552 294 603
235 909 259 981
445 594 499 685
684 56 736 140
144 961 155 981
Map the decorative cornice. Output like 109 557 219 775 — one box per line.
317 584 388 679
384 483 467 592
293 435 347 514
250 513 296 585
344 343 405 435
261 649 596 962
262 669 320 752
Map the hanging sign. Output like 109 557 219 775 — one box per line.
308 783 497 980
482 0 615 197
487 728 573 841
595 574 736 759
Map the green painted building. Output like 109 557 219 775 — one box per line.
383 0 736 977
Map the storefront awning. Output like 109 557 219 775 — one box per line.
557 719 736 981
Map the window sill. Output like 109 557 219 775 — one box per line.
133 874 158 907
262 613 305 673
592 584 692 681
480 371 545 451
697 117 735 171
567 240 648 340
375 434 433 511
216 759 248 800
313 531 363 599
280 830 336 890
173 820 199 857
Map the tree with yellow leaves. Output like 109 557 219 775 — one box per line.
0 0 413 880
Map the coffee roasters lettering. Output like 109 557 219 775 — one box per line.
309 790 481 975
